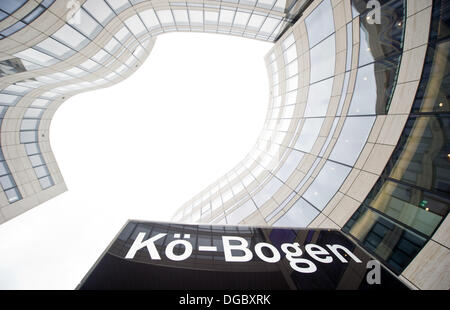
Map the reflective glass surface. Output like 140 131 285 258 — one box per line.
303 161 351 210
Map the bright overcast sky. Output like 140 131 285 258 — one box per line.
0 32 272 289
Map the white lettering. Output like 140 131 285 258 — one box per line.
281 242 317 273
222 236 253 262
125 233 166 260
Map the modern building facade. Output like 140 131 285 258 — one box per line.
0 0 448 289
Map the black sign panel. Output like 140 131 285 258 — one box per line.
77 220 408 290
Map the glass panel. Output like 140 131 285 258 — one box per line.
14 48 57 66
349 58 399 115
329 116 376 166
225 199 257 224
83 0 115 24
219 9 235 25
189 10 203 25
124 15 147 37
309 34 335 83
412 40 450 113
358 0 404 67
294 118 324 152
343 206 427 275
20 131 37 143
5 187 20 203
276 149 304 182
156 10 174 25
385 115 450 193
21 119 39 130
303 160 351 210
69 8 101 38
52 25 88 50
305 0 334 48
253 177 283 207
0 175 14 190
247 14 265 30
139 9 160 29
173 10 189 24
304 77 333 117
233 12 250 27
39 175 54 189
273 198 319 227
365 181 444 237
35 37 73 59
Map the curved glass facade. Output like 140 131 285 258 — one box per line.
0 0 448 289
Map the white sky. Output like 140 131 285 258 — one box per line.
0 33 272 289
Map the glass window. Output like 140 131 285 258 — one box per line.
204 11 219 24
247 14 265 30
283 44 297 64
21 119 39 131
364 181 444 237
115 27 131 43
0 175 14 190
282 33 295 50
139 9 160 29
219 9 235 25
14 48 57 66
349 59 399 115
156 10 174 26
39 175 54 189
386 115 450 193
124 15 147 37
260 17 279 35
52 25 88 50
29 154 45 167
285 90 297 105
274 198 319 227
276 149 304 182
0 21 27 37
31 99 50 108
189 10 203 25
358 1 404 67
0 0 27 14
20 131 38 143
79 59 100 71
34 165 50 179
105 0 130 13
0 161 8 176
35 37 73 59
294 118 324 152
343 206 427 275
69 8 101 38
91 49 110 63
0 94 19 105
304 77 333 117
329 116 376 166
309 34 335 83
285 60 298 78
233 11 250 27
226 199 257 224
25 143 40 155
22 5 45 24
253 177 283 207
83 0 114 25
336 71 350 116
173 10 189 24
5 187 20 203
305 0 334 48
303 160 351 210
286 75 298 92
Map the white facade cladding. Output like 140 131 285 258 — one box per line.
0 0 448 289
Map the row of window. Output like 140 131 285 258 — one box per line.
0 0 55 39
343 0 449 275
